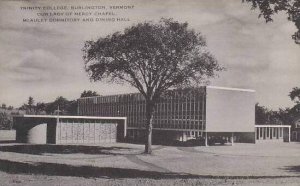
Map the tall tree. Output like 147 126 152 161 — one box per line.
28 96 34 106
243 0 300 44
27 96 34 113
0 112 12 130
289 87 300 104
45 96 69 115
80 90 99 98
255 103 282 124
36 102 46 114
83 18 223 154
288 87 300 115
45 96 77 115
1 104 6 109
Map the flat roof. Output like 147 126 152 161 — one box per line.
255 125 291 128
13 114 127 120
78 86 255 99
207 86 255 92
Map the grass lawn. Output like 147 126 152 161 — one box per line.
0 142 299 185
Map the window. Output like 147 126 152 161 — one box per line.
296 119 300 128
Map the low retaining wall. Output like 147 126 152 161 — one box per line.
0 130 16 141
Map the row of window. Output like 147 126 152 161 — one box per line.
256 127 283 139
78 89 207 130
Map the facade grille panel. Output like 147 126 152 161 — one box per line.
78 88 206 131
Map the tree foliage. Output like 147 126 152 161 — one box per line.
288 87 300 118
83 18 222 96
28 96 34 107
80 90 99 98
19 96 77 115
1 104 6 109
289 87 300 104
0 112 12 130
27 96 35 113
18 96 36 114
255 103 283 124
244 0 300 44
83 18 223 153
45 96 77 115
255 87 300 125
36 102 46 113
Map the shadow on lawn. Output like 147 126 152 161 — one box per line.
0 145 134 155
0 140 16 144
0 159 299 179
281 165 300 174
0 159 195 179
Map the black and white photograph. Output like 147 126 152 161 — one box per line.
0 0 299 185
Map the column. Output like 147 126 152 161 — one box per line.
288 127 291 142
255 127 257 140
205 132 208 146
231 132 234 146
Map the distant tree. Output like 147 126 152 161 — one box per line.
243 0 300 44
255 103 283 124
45 97 77 115
255 87 300 125
255 103 269 124
67 100 78 115
1 104 6 109
289 87 300 104
28 96 34 107
36 102 46 114
277 107 295 124
7 106 13 110
288 87 300 118
46 96 69 115
18 103 28 111
0 112 12 130
25 96 35 114
83 18 223 154
80 90 99 98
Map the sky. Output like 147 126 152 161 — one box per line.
0 0 299 110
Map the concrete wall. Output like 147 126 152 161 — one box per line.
14 117 53 144
56 122 117 144
206 87 255 133
0 130 16 141
14 116 127 144
15 122 47 144
235 132 256 143
27 123 47 144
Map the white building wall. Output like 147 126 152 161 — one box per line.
205 86 255 133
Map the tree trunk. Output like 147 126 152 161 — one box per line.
145 100 155 154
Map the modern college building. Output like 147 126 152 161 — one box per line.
12 86 292 145
78 86 257 144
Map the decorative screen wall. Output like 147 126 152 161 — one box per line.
78 88 207 131
56 118 117 144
